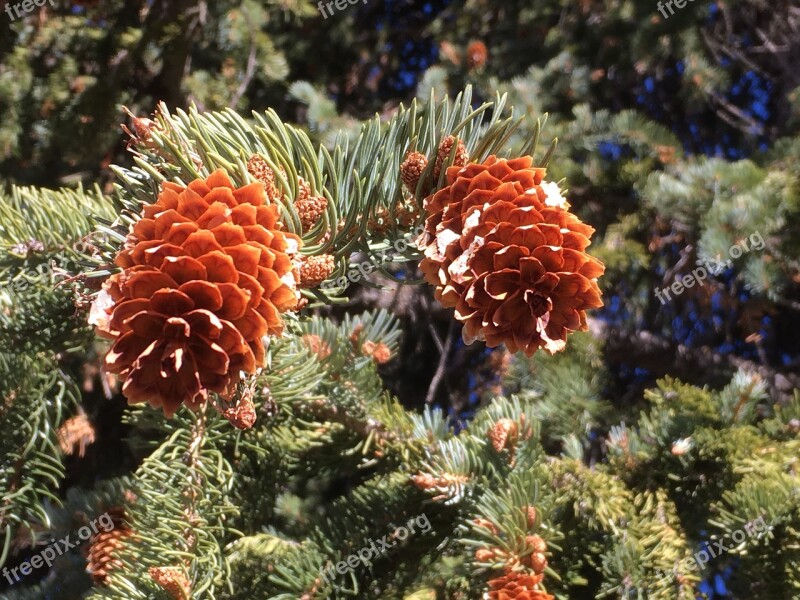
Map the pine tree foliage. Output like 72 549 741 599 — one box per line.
0 354 80 571
87 406 239 600
0 183 115 582
0 11 797 591
0 0 317 186
643 152 800 301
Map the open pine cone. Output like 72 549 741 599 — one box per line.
487 572 553 600
95 169 301 416
416 156 604 356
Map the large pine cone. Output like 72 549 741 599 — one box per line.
487 572 553 600
96 169 301 416
417 156 604 356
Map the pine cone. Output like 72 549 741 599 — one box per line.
487 572 552 600
473 517 500 535
295 193 328 232
488 418 518 453
525 506 538 529
522 533 549 574
349 324 364 347
298 254 335 288
301 334 332 360
362 340 392 364
526 535 547 554
57 413 96 457
96 169 301 417
247 155 285 203
466 40 489 70
525 552 548 574
416 156 604 356
87 508 131 585
433 136 469 182
148 566 191 599
475 548 498 562
401 151 429 193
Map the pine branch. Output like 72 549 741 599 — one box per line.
0 355 79 568
88 407 239 600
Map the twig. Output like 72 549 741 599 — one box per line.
425 320 455 405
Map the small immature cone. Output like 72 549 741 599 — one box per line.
488 418 518 453
302 334 332 360
58 413 96 457
148 566 192 599
411 472 468 491
297 177 312 202
433 136 469 182
298 254 335 288
247 154 283 203
525 506 537 529
475 548 497 562
466 40 489 70
362 340 392 364
348 324 364 347
473 517 500 535
523 535 548 573
295 194 328 232
401 151 429 193
527 535 547 554
526 552 548 574
294 177 328 231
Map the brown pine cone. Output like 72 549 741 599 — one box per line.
247 155 285 203
95 169 301 417
487 572 552 600
433 136 469 182
295 194 328 232
301 334 332 360
298 254 335 288
401 151 429 193
416 156 604 356
362 340 392 364
87 508 132 585
488 418 518 453
525 552 548 574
